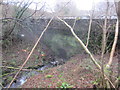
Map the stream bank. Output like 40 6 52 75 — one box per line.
2 18 118 88
5 59 65 88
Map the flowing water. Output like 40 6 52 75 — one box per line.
5 60 64 88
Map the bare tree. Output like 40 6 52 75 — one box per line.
106 1 119 88
57 16 115 88
100 1 110 88
2 0 46 40
2 0 119 89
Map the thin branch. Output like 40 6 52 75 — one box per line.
72 17 77 29
57 16 115 88
100 1 109 87
106 18 119 68
0 66 33 71
92 21 103 29
5 1 33 40
1 18 33 40
57 16 101 70
0 83 4 88
7 17 54 88
86 0 94 47
23 3 45 20
0 71 17 78
86 16 92 47
101 1 109 59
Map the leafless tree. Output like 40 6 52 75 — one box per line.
1 0 119 89
2 0 45 40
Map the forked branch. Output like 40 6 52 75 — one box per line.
57 16 115 88
57 16 101 70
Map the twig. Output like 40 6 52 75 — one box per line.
7 17 54 88
1 18 33 40
57 16 115 88
92 21 103 29
86 0 94 47
86 16 92 47
1 18 35 34
72 17 77 29
0 71 17 78
106 1 119 69
106 18 119 68
0 83 4 88
23 2 45 20
100 1 109 87
0 66 33 71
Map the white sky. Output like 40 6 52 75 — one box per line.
3 0 115 12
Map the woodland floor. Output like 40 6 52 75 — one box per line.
2 41 119 88
21 54 118 88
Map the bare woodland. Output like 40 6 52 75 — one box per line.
0 0 120 89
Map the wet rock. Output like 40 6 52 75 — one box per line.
50 58 65 66
37 65 53 71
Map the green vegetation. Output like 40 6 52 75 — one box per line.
8 59 17 67
45 75 54 78
44 33 82 58
57 82 73 88
7 76 13 82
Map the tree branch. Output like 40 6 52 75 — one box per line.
86 0 95 47
57 16 101 70
57 16 115 88
7 17 54 88
106 18 119 68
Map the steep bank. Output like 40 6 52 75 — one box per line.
22 54 118 88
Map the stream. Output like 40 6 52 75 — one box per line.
5 60 64 88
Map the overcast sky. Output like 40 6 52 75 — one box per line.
3 0 116 12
